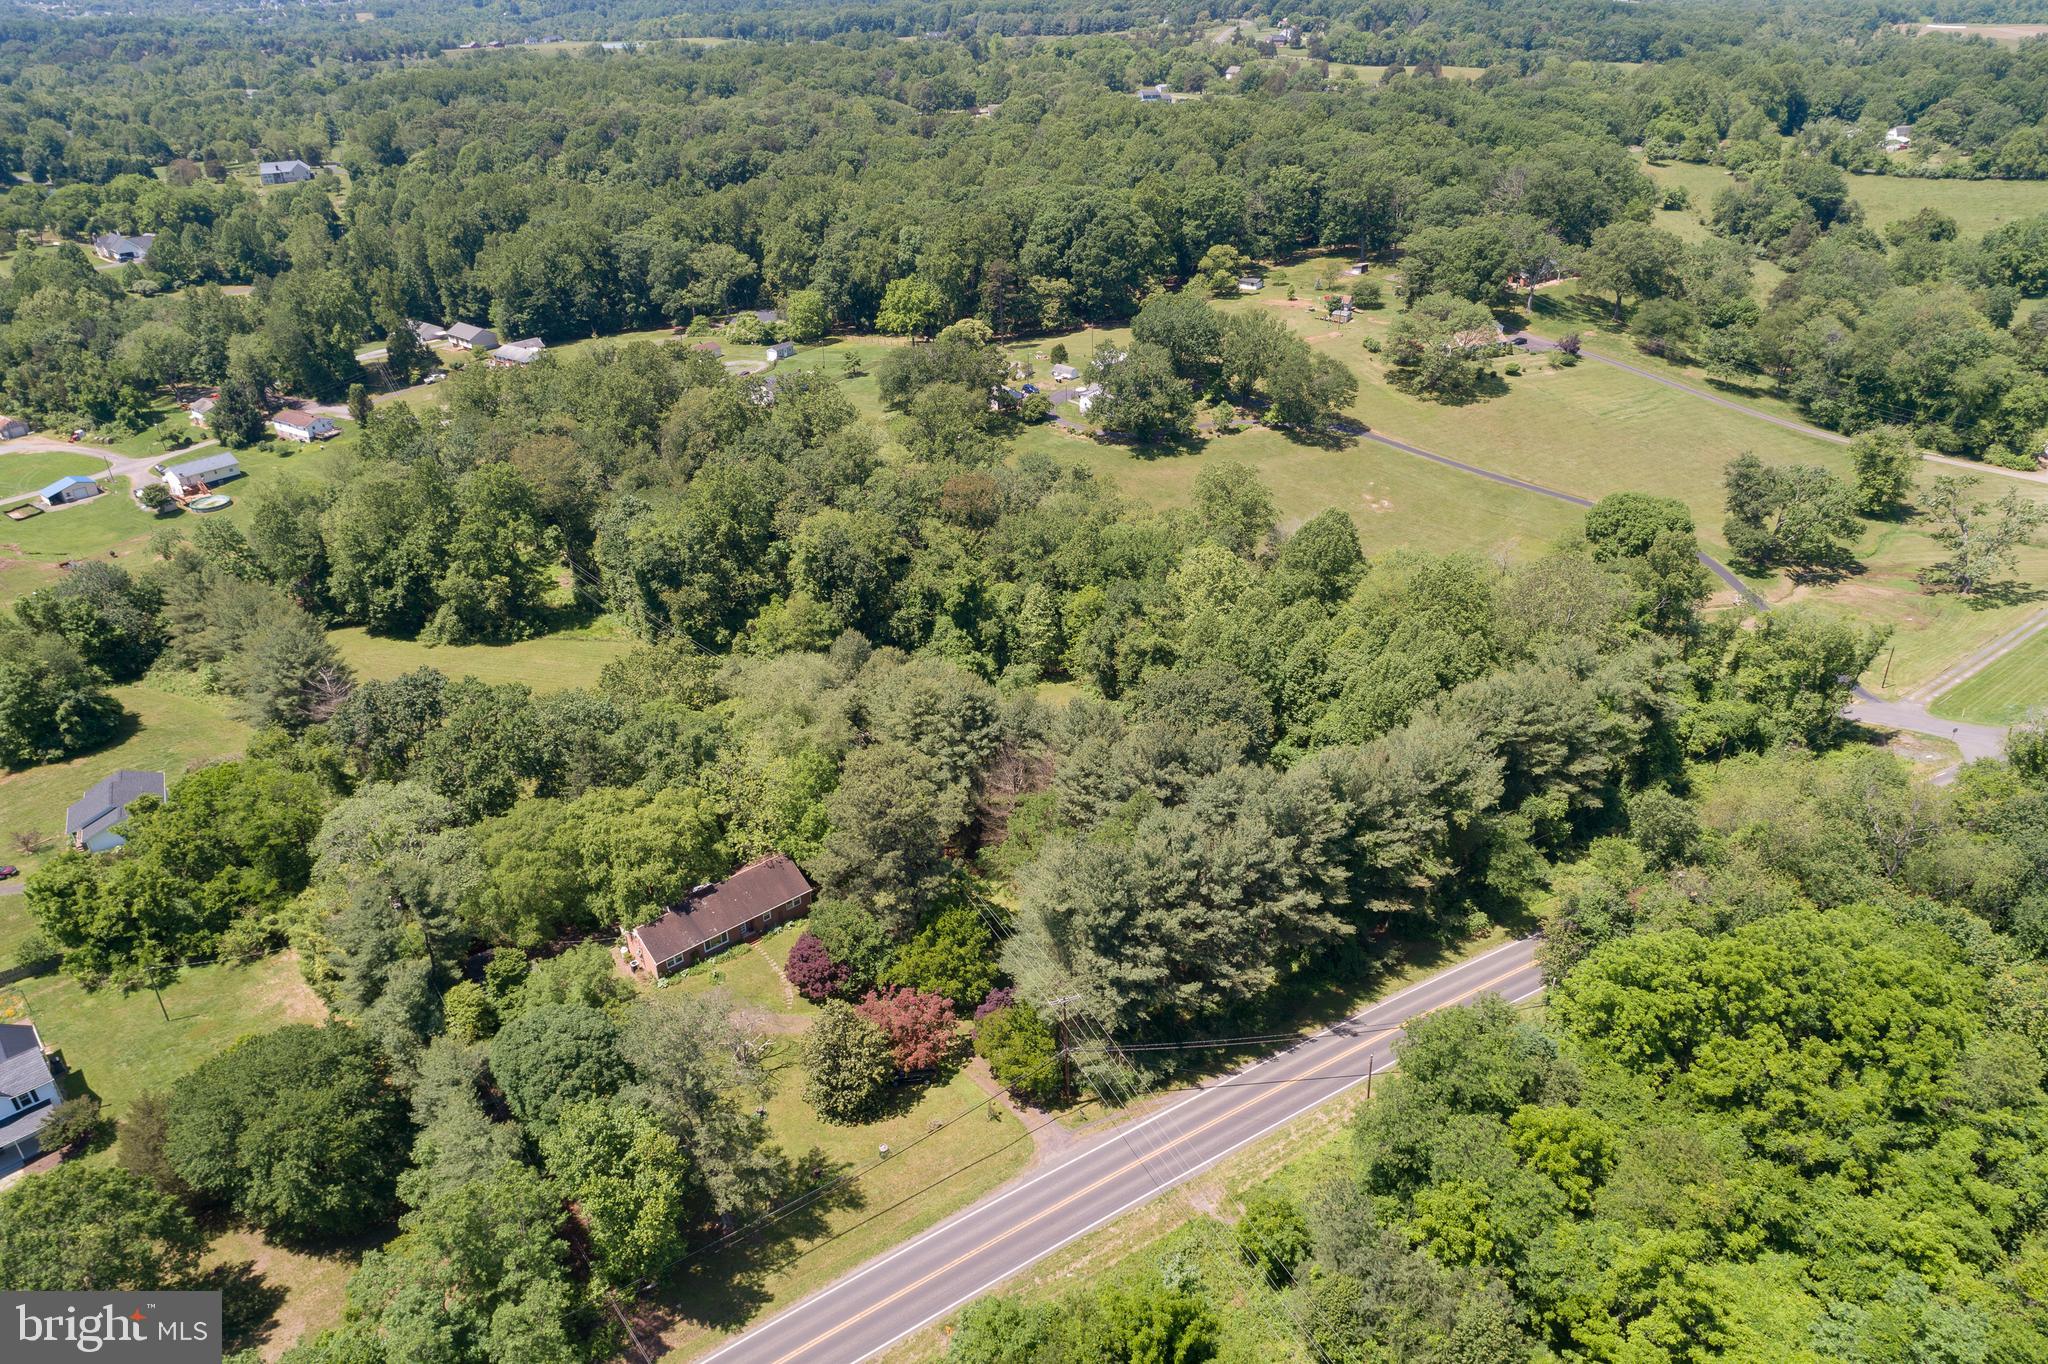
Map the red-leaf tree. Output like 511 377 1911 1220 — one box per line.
857 986 959 1073
785 932 848 1002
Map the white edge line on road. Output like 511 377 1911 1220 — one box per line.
692 937 1536 1364
849 980 1548 1364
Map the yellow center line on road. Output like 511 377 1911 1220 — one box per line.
765 957 1537 1364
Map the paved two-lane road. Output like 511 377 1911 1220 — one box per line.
697 937 1544 1364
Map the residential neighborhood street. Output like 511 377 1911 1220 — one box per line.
695 938 1544 1364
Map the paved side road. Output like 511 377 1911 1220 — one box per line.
696 938 1544 1364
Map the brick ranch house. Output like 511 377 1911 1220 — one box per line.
624 854 814 976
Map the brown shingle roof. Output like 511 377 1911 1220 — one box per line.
629 855 811 965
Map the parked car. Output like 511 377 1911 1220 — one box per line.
0 865 20 879
424 371 447 385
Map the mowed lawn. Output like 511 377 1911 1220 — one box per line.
970 280 2048 698
0 425 359 606
4 953 323 1120
0 451 111 500
0 681 253 889
328 622 636 692
652 932 1033 1362
1642 156 2048 239
1931 624 2048 725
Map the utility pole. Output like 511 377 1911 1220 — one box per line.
1045 993 1083 1099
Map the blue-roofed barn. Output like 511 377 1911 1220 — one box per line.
37 474 101 507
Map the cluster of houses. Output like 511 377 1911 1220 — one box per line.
0 769 170 1172
410 321 549 366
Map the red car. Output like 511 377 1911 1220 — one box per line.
0 866 18 879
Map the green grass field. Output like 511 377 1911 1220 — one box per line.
653 934 1032 1362
0 426 359 605
0 451 111 501
3 953 323 1120
0 681 253 891
327 621 635 692
1642 156 2048 240
1930 624 2048 725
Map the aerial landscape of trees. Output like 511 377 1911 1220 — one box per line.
2 0 2048 1360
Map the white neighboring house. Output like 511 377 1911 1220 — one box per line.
258 159 314 185
445 323 501 351
489 338 547 366
271 410 339 443
1885 124 1913 151
66 768 167 852
164 451 241 498
91 232 155 264
0 416 28 440
0 1020 61 1173
187 395 216 425
1139 83 1170 101
1051 363 1081 383
1225 65 1242 80
1073 383 1105 415
765 341 797 362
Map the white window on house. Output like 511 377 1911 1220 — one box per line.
703 931 730 954
9 1092 36 1112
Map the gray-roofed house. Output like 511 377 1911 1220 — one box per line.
1225 64 1243 80
259 159 314 185
445 323 500 351
0 1020 61 1173
37 475 100 507
1238 275 1265 292
0 416 28 440
411 321 448 344
489 338 547 366
164 451 241 499
765 341 797 362
1051 363 1081 383
624 854 814 976
1139 83 1170 101
187 395 216 426
91 232 155 264
67 768 167 852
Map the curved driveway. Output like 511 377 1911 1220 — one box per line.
695 938 1544 1364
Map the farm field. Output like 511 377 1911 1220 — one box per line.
1931 623 2048 725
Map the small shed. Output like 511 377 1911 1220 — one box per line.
1238 275 1266 292
1050 363 1081 383
765 341 797 362
0 416 28 440
37 475 101 507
